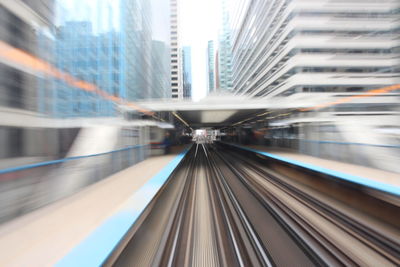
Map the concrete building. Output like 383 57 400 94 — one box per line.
182 46 192 99
230 0 400 97
0 0 63 160
170 0 183 99
228 0 400 172
0 0 54 112
206 40 216 94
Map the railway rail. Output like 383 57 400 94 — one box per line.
106 143 400 267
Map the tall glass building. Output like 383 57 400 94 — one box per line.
182 46 192 99
52 21 116 117
48 0 171 117
217 0 233 92
206 40 216 93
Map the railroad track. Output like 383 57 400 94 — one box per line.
108 144 400 267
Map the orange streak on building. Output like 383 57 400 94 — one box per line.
0 40 153 115
299 84 400 112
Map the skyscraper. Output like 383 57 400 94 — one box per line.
215 50 220 91
217 0 233 92
51 0 171 117
170 0 183 99
151 40 170 99
230 0 399 97
54 21 116 117
182 46 192 99
206 40 215 93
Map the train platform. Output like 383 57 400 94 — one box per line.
79 143 400 266
0 145 190 267
237 144 400 188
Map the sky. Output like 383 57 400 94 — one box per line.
180 0 221 100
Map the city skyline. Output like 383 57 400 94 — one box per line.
180 0 221 100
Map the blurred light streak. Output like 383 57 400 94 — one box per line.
172 112 192 130
299 84 400 112
0 40 154 115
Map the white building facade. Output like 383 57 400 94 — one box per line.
227 0 400 172
170 0 183 99
230 0 400 97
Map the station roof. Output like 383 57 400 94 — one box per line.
134 93 334 128
134 91 399 128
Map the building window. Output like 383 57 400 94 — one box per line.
172 82 178 86
172 89 178 92
171 37 177 40
172 71 178 75
172 60 177 63
172 77 178 80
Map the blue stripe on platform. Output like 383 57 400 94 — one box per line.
229 144 400 197
56 147 190 267
300 139 400 149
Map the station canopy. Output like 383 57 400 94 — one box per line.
134 93 335 128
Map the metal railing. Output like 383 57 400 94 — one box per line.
0 144 148 224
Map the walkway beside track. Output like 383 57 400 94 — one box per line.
240 144 400 187
0 146 189 267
